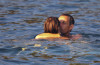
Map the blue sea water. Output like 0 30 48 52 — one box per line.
0 0 100 65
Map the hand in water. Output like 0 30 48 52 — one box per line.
71 34 82 40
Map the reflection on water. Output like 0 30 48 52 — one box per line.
0 0 100 65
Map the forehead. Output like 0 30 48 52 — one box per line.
58 15 70 21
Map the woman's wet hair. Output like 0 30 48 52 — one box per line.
44 17 60 33
61 14 75 25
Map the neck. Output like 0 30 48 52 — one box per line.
60 32 71 38
60 33 72 38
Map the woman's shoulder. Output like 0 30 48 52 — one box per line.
35 33 60 39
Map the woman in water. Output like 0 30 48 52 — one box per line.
35 17 61 39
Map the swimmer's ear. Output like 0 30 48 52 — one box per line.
70 24 74 31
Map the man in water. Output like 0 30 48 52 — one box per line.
58 14 81 40
35 14 81 40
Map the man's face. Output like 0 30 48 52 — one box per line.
58 15 70 34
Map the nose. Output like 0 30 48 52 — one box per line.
60 23 63 29
60 21 63 26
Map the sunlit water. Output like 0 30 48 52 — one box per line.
0 0 100 65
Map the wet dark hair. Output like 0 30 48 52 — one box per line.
61 14 75 25
44 17 60 33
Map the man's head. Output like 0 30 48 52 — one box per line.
58 14 75 36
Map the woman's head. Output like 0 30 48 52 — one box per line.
44 17 60 33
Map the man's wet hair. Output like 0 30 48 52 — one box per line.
61 14 75 25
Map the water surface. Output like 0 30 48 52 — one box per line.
0 0 100 65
